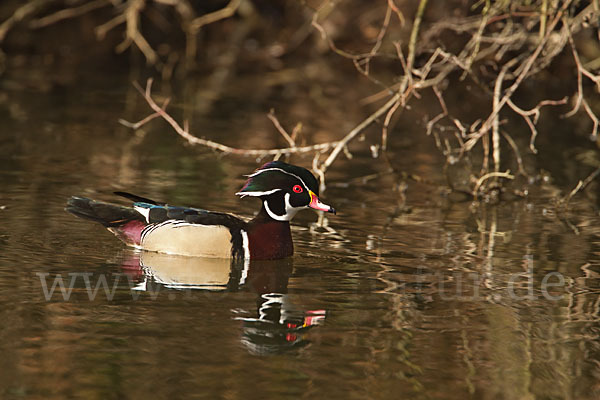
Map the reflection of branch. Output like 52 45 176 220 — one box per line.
473 171 514 197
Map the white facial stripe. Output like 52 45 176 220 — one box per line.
235 188 281 198
247 168 311 193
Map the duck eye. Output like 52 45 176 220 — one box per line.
292 185 303 193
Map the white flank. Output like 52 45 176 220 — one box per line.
140 221 232 258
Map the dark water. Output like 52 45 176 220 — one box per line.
1 71 600 400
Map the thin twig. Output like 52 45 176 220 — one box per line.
563 22 600 139
461 0 490 80
405 0 429 81
0 0 50 43
358 3 393 76
267 110 296 148
189 0 241 32
381 98 401 151
116 0 160 66
29 0 110 29
118 96 170 129
500 130 527 176
563 165 600 206
321 91 403 172
95 13 126 40
507 97 568 153
387 0 405 25
492 60 512 174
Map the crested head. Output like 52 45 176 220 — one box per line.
236 161 320 197
236 161 335 221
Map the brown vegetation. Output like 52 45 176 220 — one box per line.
1 0 599 201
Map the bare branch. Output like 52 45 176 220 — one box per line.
381 98 401 151
29 0 110 29
465 0 574 151
119 0 159 66
123 79 339 156
563 165 600 206
189 0 241 33
0 0 50 43
563 22 600 139
507 97 568 153
321 91 403 172
500 130 527 176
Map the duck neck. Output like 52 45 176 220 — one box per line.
247 206 293 260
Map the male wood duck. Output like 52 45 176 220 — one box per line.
66 161 336 260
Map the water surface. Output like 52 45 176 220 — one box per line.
1 69 599 400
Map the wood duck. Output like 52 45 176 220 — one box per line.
66 161 336 260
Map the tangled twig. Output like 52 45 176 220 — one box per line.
120 78 412 192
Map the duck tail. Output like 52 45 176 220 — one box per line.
66 196 142 227
66 196 147 246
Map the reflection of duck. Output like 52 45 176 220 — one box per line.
67 161 335 260
237 293 326 355
136 251 247 291
120 252 326 354
125 251 294 292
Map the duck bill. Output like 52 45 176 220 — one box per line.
308 191 336 214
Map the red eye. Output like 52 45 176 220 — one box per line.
292 185 303 193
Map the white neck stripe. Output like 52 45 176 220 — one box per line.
264 200 290 221
263 193 302 221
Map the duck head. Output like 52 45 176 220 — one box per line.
236 161 336 221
